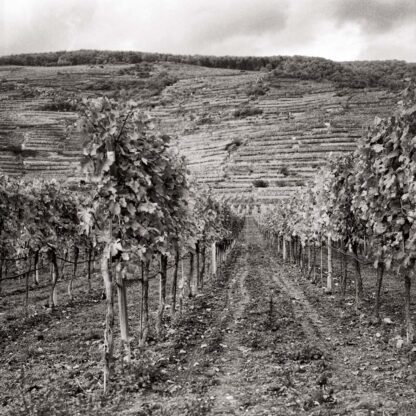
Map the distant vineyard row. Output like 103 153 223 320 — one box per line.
1 49 415 90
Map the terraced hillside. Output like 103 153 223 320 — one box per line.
0 62 398 210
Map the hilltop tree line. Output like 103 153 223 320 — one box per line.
0 49 415 90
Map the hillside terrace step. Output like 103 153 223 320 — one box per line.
0 63 399 206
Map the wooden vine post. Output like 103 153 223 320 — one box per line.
320 237 323 283
87 246 92 293
0 258 3 295
282 236 287 262
34 250 40 285
312 242 317 282
189 251 194 297
327 234 332 293
101 242 114 394
374 263 384 321
139 261 150 347
49 249 59 307
196 241 201 291
116 261 130 363
156 254 168 337
352 242 364 311
211 242 217 276
200 241 206 289
404 274 414 343
178 255 185 314
300 241 304 271
68 245 79 301
25 257 32 314
171 246 180 314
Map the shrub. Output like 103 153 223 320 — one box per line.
117 63 152 78
84 80 116 91
40 99 78 112
252 179 269 188
146 71 178 96
7 145 38 157
0 80 17 92
196 113 214 125
234 106 263 118
246 80 269 97
280 166 289 176
225 137 243 152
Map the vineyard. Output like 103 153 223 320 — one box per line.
1 56 416 415
0 61 399 211
258 83 416 336
0 98 244 414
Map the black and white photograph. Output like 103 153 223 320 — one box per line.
1 0 416 414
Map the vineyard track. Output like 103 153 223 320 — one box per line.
123 218 416 416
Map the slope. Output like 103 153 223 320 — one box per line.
0 62 398 210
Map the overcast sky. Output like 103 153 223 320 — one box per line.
1 0 415 62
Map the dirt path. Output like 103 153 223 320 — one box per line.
269 253 391 414
207 225 254 415
124 218 416 416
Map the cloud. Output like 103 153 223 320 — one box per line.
0 0 415 61
334 0 416 34
357 24 416 60
2 0 98 54
189 0 288 46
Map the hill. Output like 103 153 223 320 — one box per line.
1 50 416 90
0 58 401 211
